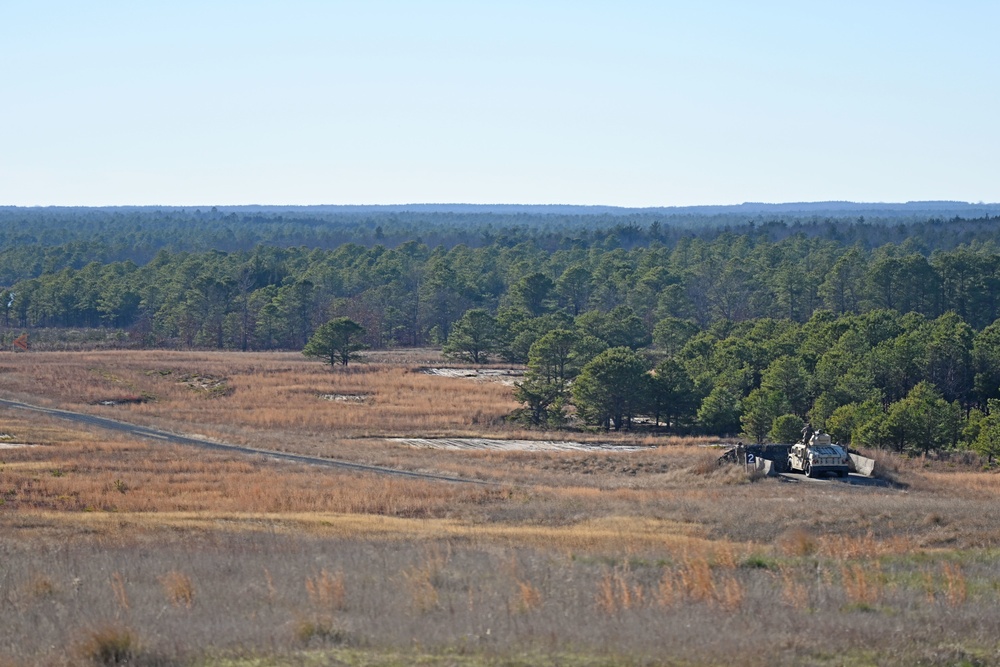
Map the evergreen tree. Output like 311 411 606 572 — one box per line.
770 414 805 444
572 347 648 431
442 309 498 364
741 388 789 443
646 358 697 430
972 399 1000 464
303 317 367 366
872 382 961 454
696 385 742 435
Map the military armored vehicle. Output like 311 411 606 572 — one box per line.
788 431 850 478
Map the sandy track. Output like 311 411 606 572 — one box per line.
391 437 649 452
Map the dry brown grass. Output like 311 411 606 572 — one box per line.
0 441 496 515
779 565 810 609
941 561 968 607
841 561 884 607
7 350 1000 666
819 531 915 559
110 572 129 614
776 527 819 557
0 410 499 516
917 470 1000 498
0 350 552 486
160 570 195 609
7 391 1000 560
402 564 441 612
0 350 720 482
0 350 520 438
74 623 143 667
305 569 347 611
514 578 543 611
0 526 991 667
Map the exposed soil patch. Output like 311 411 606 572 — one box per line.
178 374 232 397
419 367 524 384
144 368 233 397
319 393 370 403
390 438 648 452
92 396 149 406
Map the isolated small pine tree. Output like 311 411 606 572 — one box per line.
303 318 367 366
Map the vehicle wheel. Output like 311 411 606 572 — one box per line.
805 462 815 478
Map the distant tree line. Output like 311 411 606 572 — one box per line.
8 232 1000 349
2 206 1000 286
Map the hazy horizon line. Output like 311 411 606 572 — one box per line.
3 200 998 211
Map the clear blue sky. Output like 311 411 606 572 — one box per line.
1 1 997 207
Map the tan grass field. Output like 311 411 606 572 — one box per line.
0 349 520 437
2 349 1000 666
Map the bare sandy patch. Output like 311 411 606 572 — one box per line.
419 367 524 384
390 437 648 452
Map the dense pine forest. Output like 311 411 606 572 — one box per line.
5 204 1000 453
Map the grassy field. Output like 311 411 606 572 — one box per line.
2 349 1000 666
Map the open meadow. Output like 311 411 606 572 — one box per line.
2 350 1000 666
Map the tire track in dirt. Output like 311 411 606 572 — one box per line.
0 397 495 486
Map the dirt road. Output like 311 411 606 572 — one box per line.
777 471 889 487
0 397 494 486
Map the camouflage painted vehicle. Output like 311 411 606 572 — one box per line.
787 431 850 478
